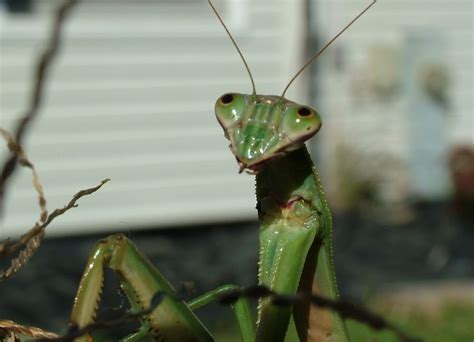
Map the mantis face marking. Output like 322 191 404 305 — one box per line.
215 93 322 173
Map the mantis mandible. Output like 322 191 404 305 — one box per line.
69 1 376 341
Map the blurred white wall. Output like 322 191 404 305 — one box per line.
0 0 307 237
3 0 471 236
309 0 473 209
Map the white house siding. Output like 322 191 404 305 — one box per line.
0 0 306 237
309 0 472 207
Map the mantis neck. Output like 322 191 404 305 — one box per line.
255 146 348 341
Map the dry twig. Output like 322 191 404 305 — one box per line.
1 126 109 282
40 285 420 342
0 177 109 280
219 285 421 342
0 320 60 341
1 128 109 282
0 128 48 223
0 0 80 209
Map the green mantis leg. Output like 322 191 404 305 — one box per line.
70 233 213 342
188 284 256 342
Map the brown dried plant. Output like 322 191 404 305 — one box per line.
0 129 110 279
0 127 109 339
0 0 80 207
0 320 61 341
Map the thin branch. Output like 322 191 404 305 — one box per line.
39 285 419 342
0 128 48 224
0 178 110 280
0 0 80 210
218 285 421 342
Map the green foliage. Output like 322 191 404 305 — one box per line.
347 304 474 342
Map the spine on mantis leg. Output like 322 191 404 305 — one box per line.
256 146 349 342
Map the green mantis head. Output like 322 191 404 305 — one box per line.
208 0 375 173
215 93 322 173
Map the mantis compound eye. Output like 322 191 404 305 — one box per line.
297 106 312 117
281 105 322 143
220 93 234 105
214 93 246 129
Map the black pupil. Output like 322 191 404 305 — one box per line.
298 107 312 117
221 94 234 104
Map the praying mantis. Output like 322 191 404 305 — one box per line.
69 1 377 341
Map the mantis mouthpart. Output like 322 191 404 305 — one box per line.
69 1 376 341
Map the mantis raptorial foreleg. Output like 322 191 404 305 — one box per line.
70 234 212 341
70 234 256 342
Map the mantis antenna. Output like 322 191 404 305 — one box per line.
208 0 256 95
281 0 376 98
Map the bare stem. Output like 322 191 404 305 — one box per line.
0 0 80 210
0 178 110 280
40 285 419 342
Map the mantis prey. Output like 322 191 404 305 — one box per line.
70 1 376 341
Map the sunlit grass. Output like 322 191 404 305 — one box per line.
347 303 474 342
212 302 474 341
